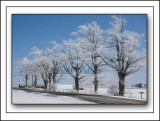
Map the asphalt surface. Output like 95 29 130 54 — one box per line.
12 87 147 104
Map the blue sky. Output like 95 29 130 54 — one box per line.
12 14 147 86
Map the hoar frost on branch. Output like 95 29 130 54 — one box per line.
63 39 86 92
17 57 31 87
46 41 64 91
30 47 51 90
71 21 105 92
98 16 146 96
29 59 41 87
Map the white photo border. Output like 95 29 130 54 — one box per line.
1 1 159 120
7 6 153 113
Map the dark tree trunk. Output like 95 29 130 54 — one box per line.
49 73 52 90
41 74 48 90
44 80 48 90
32 74 34 87
94 63 98 93
25 74 28 87
34 75 37 88
75 73 79 92
94 73 98 92
118 73 125 96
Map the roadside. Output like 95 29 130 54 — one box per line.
12 87 147 104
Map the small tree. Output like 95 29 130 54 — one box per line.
29 60 41 88
134 83 143 88
108 83 119 96
18 57 31 87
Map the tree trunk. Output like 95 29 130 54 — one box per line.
53 75 56 91
49 73 52 90
25 74 28 87
118 73 125 96
32 74 34 87
94 62 98 93
94 73 98 92
44 80 48 90
41 74 47 90
34 75 37 88
45 74 48 90
75 73 79 93
93 54 98 93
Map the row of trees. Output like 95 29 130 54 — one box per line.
17 16 146 96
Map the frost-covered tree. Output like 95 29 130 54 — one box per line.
29 60 41 87
30 47 51 90
63 39 86 92
99 16 146 96
46 41 64 91
72 21 104 92
18 57 31 87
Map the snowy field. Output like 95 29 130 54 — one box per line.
78 88 147 100
12 89 95 104
54 85 147 100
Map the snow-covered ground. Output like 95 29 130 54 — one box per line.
54 85 147 100
125 88 146 99
77 88 147 100
12 89 95 104
21 84 147 100
12 86 146 104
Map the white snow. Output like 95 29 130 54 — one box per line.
54 86 147 100
56 84 73 92
77 88 147 100
125 88 146 99
81 88 147 100
12 89 95 104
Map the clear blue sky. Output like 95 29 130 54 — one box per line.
12 14 147 86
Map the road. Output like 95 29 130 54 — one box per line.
13 87 147 104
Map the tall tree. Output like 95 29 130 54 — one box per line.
63 39 86 92
46 41 64 91
72 21 104 92
99 16 146 96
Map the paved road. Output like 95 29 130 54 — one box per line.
13 87 147 104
